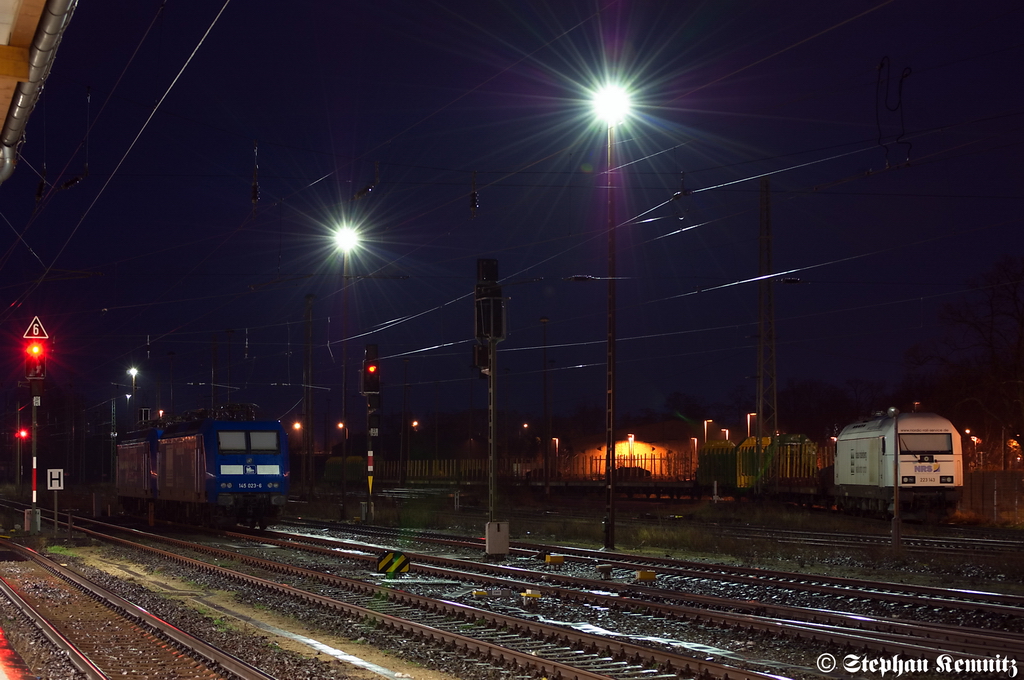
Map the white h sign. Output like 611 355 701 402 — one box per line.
47 469 64 491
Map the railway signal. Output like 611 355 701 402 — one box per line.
20 317 49 530
361 347 380 395
363 344 381 513
25 341 46 379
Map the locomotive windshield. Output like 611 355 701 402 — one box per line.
897 433 952 455
217 430 280 454
218 431 247 452
250 431 279 453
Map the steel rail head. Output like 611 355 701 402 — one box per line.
0 555 107 680
74 521 785 680
2 538 278 680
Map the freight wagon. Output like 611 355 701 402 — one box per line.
697 434 819 498
695 413 962 518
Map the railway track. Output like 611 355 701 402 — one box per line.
0 538 275 680
70 517 804 679
280 519 1024 615
4 499 1022 679
81 517 1024 674
265 520 1024 647
686 523 1024 555
446 505 1024 556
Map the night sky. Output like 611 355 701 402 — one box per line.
2 0 1022 439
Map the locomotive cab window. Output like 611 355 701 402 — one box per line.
218 431 247 452
897 433 952 455
250 431 280 454
218 430 280 454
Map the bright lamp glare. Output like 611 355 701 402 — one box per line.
334 226 359 252
593 85 630 125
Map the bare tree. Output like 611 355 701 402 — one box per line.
927 256 1024 467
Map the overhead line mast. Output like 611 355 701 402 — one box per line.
757 177 778 444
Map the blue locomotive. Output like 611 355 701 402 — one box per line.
117 410 289 529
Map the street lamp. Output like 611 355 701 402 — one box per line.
747 413 756 438
593 85 630 126
704 419 713 443
334 226 359 252
127 368 138 425
594 83 630 551
335 225 360 466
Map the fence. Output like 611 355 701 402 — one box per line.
960 471 1024 524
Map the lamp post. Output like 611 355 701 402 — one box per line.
401 358 410 485
593 84 629 551
337 420 347 510
540 316 550 498
888 406 901 550
334 226 360 469
127 368 138 426
747 413 756 438
292 420 303 489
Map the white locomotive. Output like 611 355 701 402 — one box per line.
834 412 962 517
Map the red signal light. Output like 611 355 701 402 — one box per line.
25 341 46 379
17 429 28 439
361 360 380 394
360 344 380 396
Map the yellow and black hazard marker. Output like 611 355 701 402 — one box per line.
377 551 410 574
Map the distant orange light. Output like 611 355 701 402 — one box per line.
292 421 302 430
366 364 378 373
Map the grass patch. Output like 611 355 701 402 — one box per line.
45 544 76 556
212 616 234 632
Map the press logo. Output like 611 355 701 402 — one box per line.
816 653 1018 677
